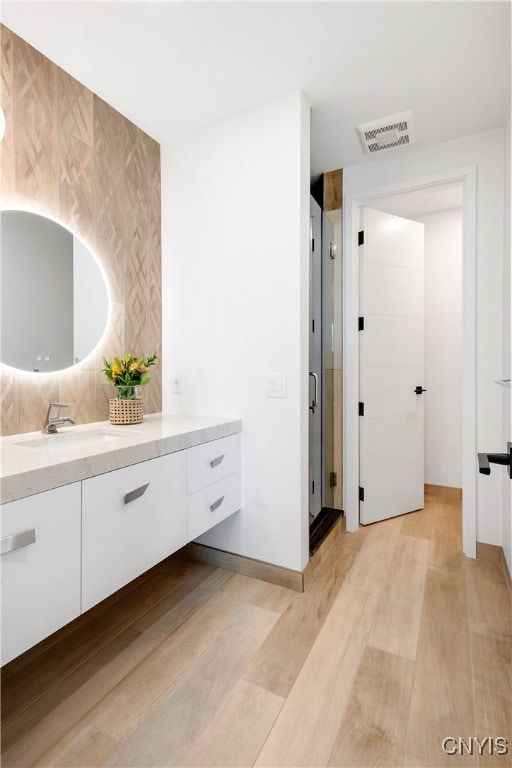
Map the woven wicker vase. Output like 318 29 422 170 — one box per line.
109 386 144 425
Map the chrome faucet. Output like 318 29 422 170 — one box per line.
42 403 76 434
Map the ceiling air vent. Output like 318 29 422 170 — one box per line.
357 110 416 155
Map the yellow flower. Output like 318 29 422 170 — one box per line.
111 357 124 376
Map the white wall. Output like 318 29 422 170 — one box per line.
162 92 311 572
344 128 505 545
416 209 462 488
502 105 511 575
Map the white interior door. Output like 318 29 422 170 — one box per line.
309 197 322 522
359 207 424 524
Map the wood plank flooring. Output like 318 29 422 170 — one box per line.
2 494 511 768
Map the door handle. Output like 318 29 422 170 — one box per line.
414 386 427 394
1 528 36 555
478 444 512 478
210 496 225 513
309 372 318 413
210 454 225 468
124 483 150 504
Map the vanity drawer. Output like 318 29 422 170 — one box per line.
188 472 241 540
0 483 81 665
188 433 241 494
82 451 188 611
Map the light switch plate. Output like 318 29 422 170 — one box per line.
266 374 287 398
171 374 182 394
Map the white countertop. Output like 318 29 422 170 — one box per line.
0 413 241 504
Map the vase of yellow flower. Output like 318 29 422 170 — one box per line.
102 353 158 425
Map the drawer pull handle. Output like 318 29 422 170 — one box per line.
1 528 36 555
210 496 225 513
124 483 150 504
210 454 225 469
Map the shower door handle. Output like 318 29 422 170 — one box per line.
309 372 318 414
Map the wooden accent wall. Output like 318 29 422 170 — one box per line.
0 26 162 435
323 169 342 212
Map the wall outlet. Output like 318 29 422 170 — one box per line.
266 374 287 398
171 374 182 394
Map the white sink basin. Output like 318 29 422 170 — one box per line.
15 428 137 453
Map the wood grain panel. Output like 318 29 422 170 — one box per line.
124 235 149 355
95 235 125 305
16 375 59 434
0 24 15 200
93 96 125 242
58 371 96 427
345 516 402 593
255 587 378 767
367 534 429 660
0 369 18 436
1 505 511 768
405 567 475 767
124 118 148 241
59 130 94 243
466 559 511 630
469 619 511 767
106 603 280 767
181 679 284 767
186 542 304 591
30 720 119 768
425 483 462 501
324 169 342 211
86 574 264 744
13 32 58 209
429 511 465 575
2 568 182 724
243 546 355 698
58 68 93 147
1 25 162 435
401 506 434 539
327 646 415 767
132 566 232 639
1 628 159 768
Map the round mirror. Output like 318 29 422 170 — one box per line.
1 210 110 373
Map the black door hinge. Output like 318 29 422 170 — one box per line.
359 402 364 416
312 319 315 333
312 238 315 252
312 481 315 494
359 486 365 502
330 471 337 488
358 230 364 246
358 317 364 331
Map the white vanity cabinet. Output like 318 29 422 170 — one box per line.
0 483 81 666
1 416 241 664
188 433 241 539
81 451 188 611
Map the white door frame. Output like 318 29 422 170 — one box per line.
343 166 477 558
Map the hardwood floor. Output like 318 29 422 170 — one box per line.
2 495 511 767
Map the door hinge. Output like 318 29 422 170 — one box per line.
359 402 364 416
330 471 337 488
312 238 315 252
358 317 364 331
312 318 315 333
359 486 365 502
358 230 364 246
312 480 315 494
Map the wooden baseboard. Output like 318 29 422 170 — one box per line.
185 543 304 592
501 554 512 593
476 541 512 592
424 483 462 501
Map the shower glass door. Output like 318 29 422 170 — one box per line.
322 208 343 509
